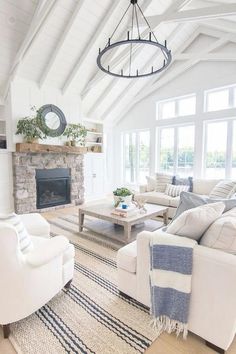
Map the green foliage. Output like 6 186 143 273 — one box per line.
16 106 43 142
113 187 132 197
63 124 87 145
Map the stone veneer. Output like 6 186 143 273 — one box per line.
12 152 84 214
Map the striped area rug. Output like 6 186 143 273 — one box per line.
10 213 157 354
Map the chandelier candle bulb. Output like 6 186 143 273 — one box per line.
149 32 152 41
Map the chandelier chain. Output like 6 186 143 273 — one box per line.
134 4 141 39
129 4 135 75
108 3 131 46
136 3 158 42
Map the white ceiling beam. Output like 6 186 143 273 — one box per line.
39 0 86 88
175 53 236 61
146 4 236 26
203 19 236 34
2 0 57 101
62 1 123 95
81 0 193 98
115 35 230 122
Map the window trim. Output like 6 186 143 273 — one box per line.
204 83 236 113
122 129 151 185
157 123 195 175
156 93 196 120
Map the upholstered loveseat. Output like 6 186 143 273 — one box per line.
136 179 222 218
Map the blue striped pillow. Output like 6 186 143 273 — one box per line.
0 213 32 252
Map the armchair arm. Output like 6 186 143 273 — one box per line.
25 236 69 267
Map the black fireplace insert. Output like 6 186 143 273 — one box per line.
36 168 71 209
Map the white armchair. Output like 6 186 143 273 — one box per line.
0 213 75 338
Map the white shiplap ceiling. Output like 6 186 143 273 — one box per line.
1 0 236 123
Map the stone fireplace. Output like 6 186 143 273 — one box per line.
12 146 85 213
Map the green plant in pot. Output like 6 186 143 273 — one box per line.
113 187 133 207
63 123 87 147
16 112 43 144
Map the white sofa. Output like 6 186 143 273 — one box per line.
0 213 75 338
117 229 236 353
136 179 222 218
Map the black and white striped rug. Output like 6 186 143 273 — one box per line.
10 214 157 354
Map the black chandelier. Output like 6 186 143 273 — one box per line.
97 0 172 79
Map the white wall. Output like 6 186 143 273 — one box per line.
113 61 236 187
10 77 82 148
0 76 83 213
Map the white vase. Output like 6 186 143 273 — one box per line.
113 195 133 206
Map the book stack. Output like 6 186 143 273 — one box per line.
111 204 138 218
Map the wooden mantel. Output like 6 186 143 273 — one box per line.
15 143 87 154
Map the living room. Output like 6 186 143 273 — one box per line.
1 0 236 353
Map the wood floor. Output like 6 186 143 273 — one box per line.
1 205 236 354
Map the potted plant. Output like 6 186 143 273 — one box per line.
113 187 133 207
16 116 43 144
63 123 87 146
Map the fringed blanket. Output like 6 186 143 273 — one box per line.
150 233 197 338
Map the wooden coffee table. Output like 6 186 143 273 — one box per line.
79 203 168 244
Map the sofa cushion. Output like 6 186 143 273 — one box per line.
165 183 189 197
209 180 236 199
200 208 236 254
117 241 137 273
19 213 50 237
156 173 173 192
173 176 193 192
172 191 236 221
135 192 178 207
146 176 156 192
0 213 33 252
192 179 221 195
166 202 225 241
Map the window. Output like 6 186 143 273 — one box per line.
123 130 150 184
205 121 227 178
205 84 236 112
157 94 196 120
159 125 195 176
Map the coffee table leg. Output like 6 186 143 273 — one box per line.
163 210 168 225
79 210 84 232
124 224 131 243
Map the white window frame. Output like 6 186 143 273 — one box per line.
204 84 236 112
156 123 195 175
156 93 196 120
203 118 235 179
122 129 151 185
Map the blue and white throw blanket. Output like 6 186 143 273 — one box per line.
150 233 197 338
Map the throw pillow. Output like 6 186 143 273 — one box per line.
164 183 189 197
172 191 236 221
166 202 225 241
156 173 173 192
209 180 236 199
200 207 236 254
173 176 193 192
146 176 156 192
0 213 32 252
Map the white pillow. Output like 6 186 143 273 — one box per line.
166 202 225 241
0 213 32 252
156 173 172 192
209 180 236 199
200 211 236 254
165 183 189 197
146 176 156 192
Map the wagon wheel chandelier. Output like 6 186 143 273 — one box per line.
97 0 172 78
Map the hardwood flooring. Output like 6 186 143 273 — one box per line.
1 205 236 354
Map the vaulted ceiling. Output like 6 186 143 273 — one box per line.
1 0 236 124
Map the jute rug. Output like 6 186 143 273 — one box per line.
10 213 159 354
